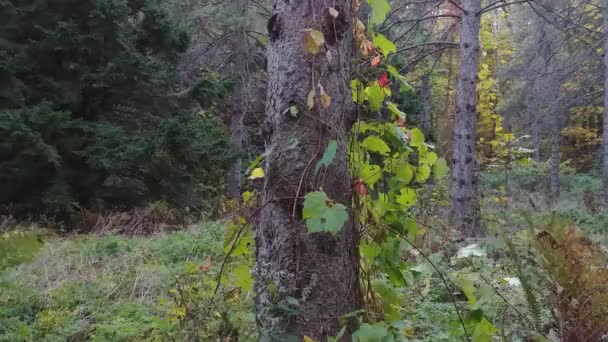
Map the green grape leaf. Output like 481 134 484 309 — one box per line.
361 163 382 189
434 158 449 178
395 161 413 184
372 278 404 321
365 83 385 111
472 319 497 342
395 188 417 207
302 191 347 234
386 102 406 120
232 263 253 291
420 151 438 165
456 276 477 305
360 240 381 261
366 0 391 26
373 34 396 57
409 127 425 146
351 79 365 103
415 164 431 183
352 323 389 342
361 136 390 156
315 140 338 174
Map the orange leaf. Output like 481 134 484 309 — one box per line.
371 54 382 67
199 256 212 271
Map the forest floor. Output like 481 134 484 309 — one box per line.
1 163 607 341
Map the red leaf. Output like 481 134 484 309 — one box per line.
378 72 389 88
199 256 212 271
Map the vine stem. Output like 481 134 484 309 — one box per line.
348 208 471 341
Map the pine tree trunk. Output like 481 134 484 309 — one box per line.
451 0 483 237
550 119 560 202
225 0 248 199
603 0 608 202
254 1 360 339
420 73 433 135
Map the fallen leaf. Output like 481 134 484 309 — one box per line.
199 256 212 271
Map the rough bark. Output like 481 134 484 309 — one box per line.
225 0 248 198
420 73 433 135
549 118 560 200
451 0 483 237
603 0 608 202
254 0 359 339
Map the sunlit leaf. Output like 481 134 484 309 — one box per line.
361 136 390 156
249 167 265 180
360 163 382 188
366 0 390 25
415 164 431 183
365 82 385 111
395 161 413 184
409 127 425 146
373 34 396 57
233 263 253 291
395 188 416 207
360 240 381 260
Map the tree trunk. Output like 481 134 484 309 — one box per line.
254 1 359 339
225 0 248 199
603 0 608 203
550 118 560 202
451 0 483 237
420 73 433 135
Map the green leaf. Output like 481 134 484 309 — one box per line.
386 102 406 120
247 155 264 172
233 263 253 291
372 279 403 321
350 79 365 103
361 136 390 156
302 191 348 234
415 164 431 183
360 163 382 189
352 323 388 342
242 191 255 205
395 162 413 184
420 151 438 165
434 158 449 178
360 240 381 261
456 276 477 305
373 34 396 57
224 230 253 257
472 319 497 342
366 0 391 26
365 83 385 111
409 128 425 146
315 140 338 174
395 188 416 207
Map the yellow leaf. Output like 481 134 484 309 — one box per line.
319 85 331 109
307 88 316 109
303 29 325 55
303 336 317 342
249 167 265 180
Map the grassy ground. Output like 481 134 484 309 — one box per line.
0 222 256 341
2 163 607 341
